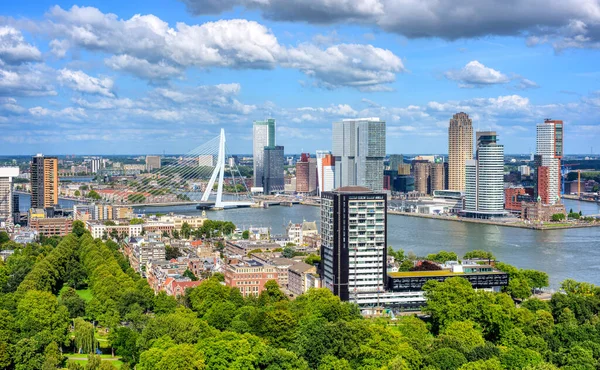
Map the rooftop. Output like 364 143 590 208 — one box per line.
388 269 506 278
334 186 373 193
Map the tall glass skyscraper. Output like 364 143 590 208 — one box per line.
263 146 285 194
332 118 385 191
253 119 276 188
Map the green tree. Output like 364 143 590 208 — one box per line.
42 341 63 370
74 318 96 355
165 246 182 260
180 223 191 239
17 290 70 348
426 250 458 263
387 247 405 261
242 230 250 239
459 358 503 370
183 269 198 281
506 278 532 300
0 231 10 246
522 270 549 290
87 190 101 200
304 254 321 265
551 213 565 221
73 220 87 237
427 347 467 370
14 338 45 370
129 218 144 225
153 291 178 315
60 287 86 318
282 246 295 258
109 327 140 364
439 320 485 353
463 250 496 260
74 190 81 197
138 343 205 370
318 355 352 370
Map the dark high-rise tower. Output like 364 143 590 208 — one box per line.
320 187 387 302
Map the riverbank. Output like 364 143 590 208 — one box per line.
387 211 600 230
563 194 599 203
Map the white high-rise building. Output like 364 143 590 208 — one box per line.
332 118 385 191
464 132 505 218
322 161 335 194
320 187 387 303
253 119 276 188
90 158 102 173
0 167 19 225
198 155 215 167
315 150 332 196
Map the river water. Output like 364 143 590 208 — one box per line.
18 194 600 288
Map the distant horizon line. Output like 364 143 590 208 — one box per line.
0 153 598 158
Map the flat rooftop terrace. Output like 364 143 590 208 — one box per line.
388 270 505 278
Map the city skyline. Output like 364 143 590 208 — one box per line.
1 1 600 155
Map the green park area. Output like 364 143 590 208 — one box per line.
1 222 600 369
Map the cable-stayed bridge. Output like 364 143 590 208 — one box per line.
102 129 255 209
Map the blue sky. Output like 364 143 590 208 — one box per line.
1 0 599 155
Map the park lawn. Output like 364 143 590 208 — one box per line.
75 288 93 302
543 223 572 228
65 354 123 369
58 286 94 302
95 329 111 349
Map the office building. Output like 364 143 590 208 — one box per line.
296 153 317 194
320 187 387 302
146 155 161 171
448 112 473 191
224 259 279 298
464 132 505 218
413 162 431 194
30 217 73 237
430 163 445 192
398 163 411 176
332 118 386 191
505 186 528 213
519 165 531 177
198 155 215 167
90 158 102 173
228 156 238 167
31 154 58 209
0 167 19 224
388 155 404 172
394 175 415 193
253 119 276 188
536 119 563 205
263 146 284 194
315 150 332 196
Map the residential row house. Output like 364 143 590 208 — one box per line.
286 220 318 245
86 221 142 239
288 261 320 296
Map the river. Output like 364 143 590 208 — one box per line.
18 193 600 288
